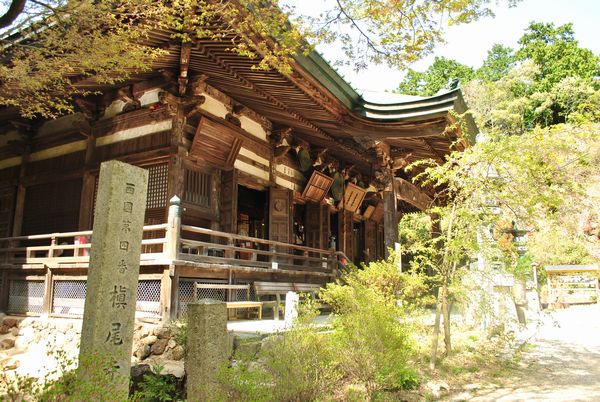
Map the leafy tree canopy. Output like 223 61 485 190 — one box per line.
396 22 599 100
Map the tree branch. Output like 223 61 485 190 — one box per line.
0 0 27 29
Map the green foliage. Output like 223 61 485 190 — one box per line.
476 44 516 82
396 57 475 96
0 349 127 401
222 322 341 401
516 22 600 92
319 259 420 394
170 314 188 355
131 363 181 402
397 22 600 129
221 260 419 400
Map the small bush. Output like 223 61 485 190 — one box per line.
131 363 181 402
222 322 341 401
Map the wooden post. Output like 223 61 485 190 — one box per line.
166 196 182 261
79 133 97 230
169 270 180 320
0 270 9 312
165 196 181 321
42 268 54 315
383 189 398 259
11 149 30 237
161 267 173 321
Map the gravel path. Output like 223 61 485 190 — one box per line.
465 304 600 402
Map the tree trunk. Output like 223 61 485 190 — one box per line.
442 279 451 356
429 287 443 370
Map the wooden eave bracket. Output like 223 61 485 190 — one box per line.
394 177 432 212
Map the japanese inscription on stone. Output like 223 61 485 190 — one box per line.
78 161 148 400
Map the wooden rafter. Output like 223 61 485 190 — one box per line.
418 138 445 164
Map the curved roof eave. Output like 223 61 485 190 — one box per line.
295 50 479 143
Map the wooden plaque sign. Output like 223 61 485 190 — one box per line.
190 117 243 170
302 170 333 203
339 182 366 213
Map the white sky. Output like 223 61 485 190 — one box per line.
310 0 600 93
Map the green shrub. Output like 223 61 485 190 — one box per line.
222 323 340 401
0 350 127 401
131 363 181 402
218 260 420 400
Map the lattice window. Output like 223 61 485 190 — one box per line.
7 280 44 314
52 280 86 316
234 282 255 301
177 279 227 316
137 280 161 317
93 162 169 215
183 169 212 208
146 163 169 209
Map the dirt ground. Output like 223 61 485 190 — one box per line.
455 304 600 401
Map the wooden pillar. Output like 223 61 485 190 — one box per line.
165 196 181 320
167 101 187 203
383 189 398 259
0 270 9 312
42 267 54 315
166 196 182 261
161 267 173 321
169 269 180 320
11 145 30 237
78 133 97 230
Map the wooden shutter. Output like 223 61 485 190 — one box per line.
269 187 292 244
22 179 82 235
364 220 377 263
183 168 212 209
338 210 354 260
190 117 243 170
302 171 333 203
220 170 237 233
305 202 327 249
0 183 16 237
339 183 366 213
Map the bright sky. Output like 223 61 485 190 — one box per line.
312 0 600 94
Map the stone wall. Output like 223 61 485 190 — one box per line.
0 315 186 380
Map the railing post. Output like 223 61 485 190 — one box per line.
166 196 182 261
49 234 57 260
225 238 235 259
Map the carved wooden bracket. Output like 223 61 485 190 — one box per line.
118 86 141 112
74 97 105 121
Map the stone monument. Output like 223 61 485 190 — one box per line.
284 291 299 328
78 161 148 399
186 299 228 400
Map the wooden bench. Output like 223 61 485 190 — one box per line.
253 281 324 320
194 283 262 320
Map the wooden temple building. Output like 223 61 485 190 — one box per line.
0 28 475 320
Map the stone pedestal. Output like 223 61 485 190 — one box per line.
284 291 299 328
186 299 228 400
78 161 148 400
